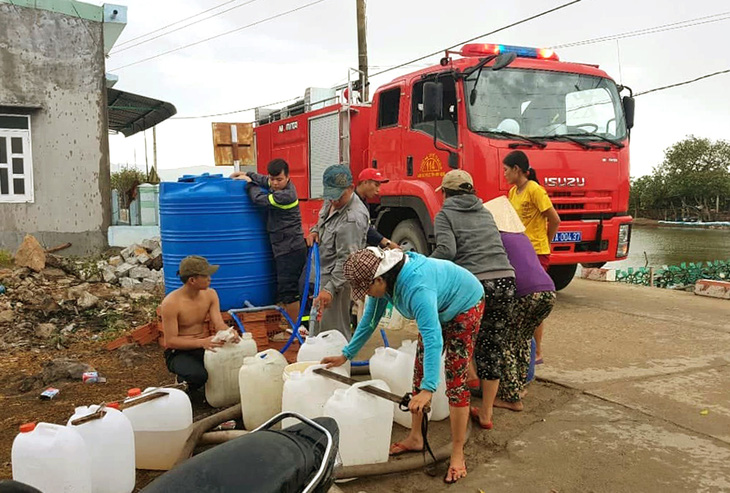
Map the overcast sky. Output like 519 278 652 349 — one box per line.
103 0 730 177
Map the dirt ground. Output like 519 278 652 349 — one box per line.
0 337 175 488
336 380 577 493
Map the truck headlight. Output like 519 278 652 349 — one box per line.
616 223 631 258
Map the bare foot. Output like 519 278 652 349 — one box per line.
519 388 528 399
494 398 524 412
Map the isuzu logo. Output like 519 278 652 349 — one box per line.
544 177 585 187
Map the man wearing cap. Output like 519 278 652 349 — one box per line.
160 255 238 392
306 164 369 338
354 168 396 249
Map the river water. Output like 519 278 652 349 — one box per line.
606 225 730 270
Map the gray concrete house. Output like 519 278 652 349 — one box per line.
0 0 175 255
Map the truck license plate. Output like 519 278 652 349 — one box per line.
553 231 582 243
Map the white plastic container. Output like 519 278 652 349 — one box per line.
67 403 135 493
282 361 319 381
370 340 450 426
370 346 419 428
297 329 351 376
12 422 93 493
324 379 394 467
122 387 193 470
239 348 288 430
281 363 348 428
205 333 258 408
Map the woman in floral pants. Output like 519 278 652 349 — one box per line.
484 197 557 411
322 247 485 485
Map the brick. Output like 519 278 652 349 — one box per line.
694 279 730 300
581 267 616 282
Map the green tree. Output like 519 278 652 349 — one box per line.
111 167 146 208
659 136 730 220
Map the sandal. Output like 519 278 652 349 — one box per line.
388 441 423 456
443 463 467 484
469 406 493 430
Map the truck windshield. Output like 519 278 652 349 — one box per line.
465 68 627 141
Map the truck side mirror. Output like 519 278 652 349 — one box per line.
422 82 443 121
448 152 459 169
491 52 516 71
623 96 635 130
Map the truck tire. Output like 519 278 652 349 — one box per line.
391 219 428 254
548 264 577 291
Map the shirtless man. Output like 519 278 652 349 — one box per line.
160 255 238 391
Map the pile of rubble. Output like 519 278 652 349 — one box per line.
98 238 164 291
0 235 163 350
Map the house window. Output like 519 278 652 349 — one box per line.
0 115 33 203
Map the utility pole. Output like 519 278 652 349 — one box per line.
143 129 149 179
152 126 158 172
356 0 369 101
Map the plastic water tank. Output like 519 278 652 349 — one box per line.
281 363 348 428
159 174 276 310
205 333 258 408
324 380 394 467
67 403 135 493
11 422 92 493
122 387 193 470
297 330 351 376
394 339 450 422
239 349 289 430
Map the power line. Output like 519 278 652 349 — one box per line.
369 0 582 78
110 0 331 71
171 0 584 119
110 0 263 55
551 11 730 49
171 96 301 120
114 0 241 49
636 68 730 96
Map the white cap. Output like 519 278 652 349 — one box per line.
365 247 405 278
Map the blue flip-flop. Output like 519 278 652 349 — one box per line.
535 358 544 365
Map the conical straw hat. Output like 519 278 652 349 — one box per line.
483 196 526 233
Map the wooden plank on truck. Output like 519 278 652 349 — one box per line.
211 122 254 166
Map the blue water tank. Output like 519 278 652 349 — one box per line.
160 174 276 311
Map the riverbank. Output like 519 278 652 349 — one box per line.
633 217 730 230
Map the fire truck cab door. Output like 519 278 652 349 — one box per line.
369 84 405 179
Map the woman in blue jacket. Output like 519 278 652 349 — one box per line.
322 247 484 484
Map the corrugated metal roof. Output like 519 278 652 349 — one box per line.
107 88 176 137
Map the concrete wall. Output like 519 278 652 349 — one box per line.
0 2 110 255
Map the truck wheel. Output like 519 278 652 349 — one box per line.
391 219 428 254
548 264 577 291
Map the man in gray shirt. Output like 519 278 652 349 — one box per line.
307 165 369 338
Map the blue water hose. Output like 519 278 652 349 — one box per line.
228 244 319 353
228 242 389 363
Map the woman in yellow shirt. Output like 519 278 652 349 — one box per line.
503 150 560 364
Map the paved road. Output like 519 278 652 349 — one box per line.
343 279 730 493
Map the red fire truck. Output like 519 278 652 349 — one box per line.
253 43 635 290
